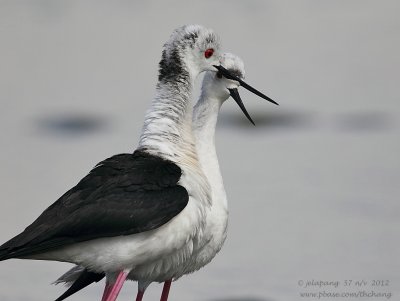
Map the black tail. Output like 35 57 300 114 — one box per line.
55 269 105 301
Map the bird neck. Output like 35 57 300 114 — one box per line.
193 94 222 148
138 75 196 162
193 94 227 209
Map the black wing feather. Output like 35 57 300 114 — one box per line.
0 151 188 260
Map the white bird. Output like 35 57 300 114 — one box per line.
183 53 255 276
52 53 278 301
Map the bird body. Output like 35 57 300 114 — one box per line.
1 24 277 301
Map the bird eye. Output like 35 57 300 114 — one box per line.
204 48 214 59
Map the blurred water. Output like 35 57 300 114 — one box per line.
0 1 399 301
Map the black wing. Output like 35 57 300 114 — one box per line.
0 150 188 260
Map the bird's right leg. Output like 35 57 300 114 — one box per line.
101 270 130 301
101 280 113 301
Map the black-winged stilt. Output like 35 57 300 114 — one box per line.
52 53 278 301
0 24 277 301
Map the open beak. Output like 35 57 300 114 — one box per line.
228 88 255 126
214 65 279 106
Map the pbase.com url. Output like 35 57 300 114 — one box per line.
299 290 392 299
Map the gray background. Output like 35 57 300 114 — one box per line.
0 1 399 300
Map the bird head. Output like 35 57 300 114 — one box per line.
159 25 221 82
201 53 279 125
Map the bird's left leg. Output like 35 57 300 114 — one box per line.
135 290 144 301
136 280 152 301
160 280 172 301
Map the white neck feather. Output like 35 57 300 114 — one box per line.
193 93 227 210
138 78 196 161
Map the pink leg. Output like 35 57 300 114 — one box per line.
101 271 129 301
101 282 113 301
135 290 145 301
160 280 172 301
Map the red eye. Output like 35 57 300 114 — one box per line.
204 48 214 59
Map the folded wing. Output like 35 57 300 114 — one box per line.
0 151 188 260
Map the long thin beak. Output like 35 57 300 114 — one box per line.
228 88 255 126
214 65 279 106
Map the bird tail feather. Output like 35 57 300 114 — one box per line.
54 266 105 301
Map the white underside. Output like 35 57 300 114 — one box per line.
37 195 205 281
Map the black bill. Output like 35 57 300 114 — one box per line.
214 65 279 106
229 88 255 126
